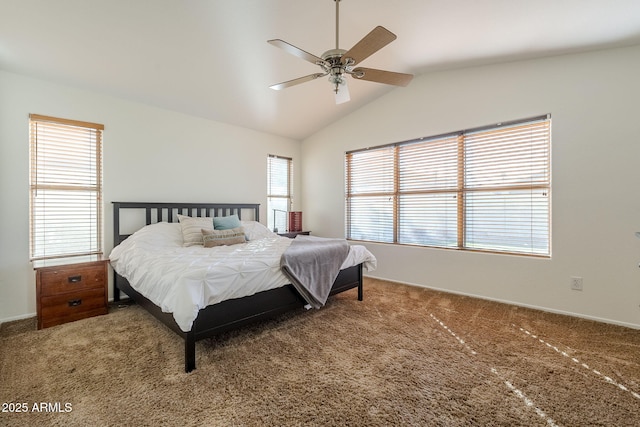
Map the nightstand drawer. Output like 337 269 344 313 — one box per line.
40 288 108 328
41 287 106 315
39 265 106 296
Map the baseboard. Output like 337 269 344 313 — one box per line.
0 312 36 325
366 274 640 330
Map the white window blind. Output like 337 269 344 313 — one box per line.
345 147 395 242
345 115 551 256
464 121 550 255
398 135 460 248
29 114 104 260
267 155 292 232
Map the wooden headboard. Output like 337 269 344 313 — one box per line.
112 202 260 246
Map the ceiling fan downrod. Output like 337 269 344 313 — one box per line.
335 0 340 50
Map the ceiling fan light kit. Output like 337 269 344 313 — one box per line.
268 0 413 104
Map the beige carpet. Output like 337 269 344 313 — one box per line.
1 278 639 426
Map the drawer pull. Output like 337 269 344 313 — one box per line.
68 299 82 307
68 275 82 283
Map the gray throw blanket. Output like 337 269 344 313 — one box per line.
280 236 349 309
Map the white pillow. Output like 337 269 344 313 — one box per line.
241 221 277 241
177 214 213 246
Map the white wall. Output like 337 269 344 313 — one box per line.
302 44 640 328
0 70 301 322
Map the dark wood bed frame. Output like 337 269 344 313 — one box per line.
112 202 363 372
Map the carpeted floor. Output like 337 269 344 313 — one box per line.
1 278 639 426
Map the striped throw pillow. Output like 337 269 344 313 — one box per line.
202 227 246 247
177 214 213 246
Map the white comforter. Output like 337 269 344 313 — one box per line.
109 221 376 332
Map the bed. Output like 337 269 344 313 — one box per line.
109 202 376 372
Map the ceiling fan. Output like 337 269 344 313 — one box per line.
268 0 413 104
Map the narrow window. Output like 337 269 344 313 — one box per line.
29 114 104 260
267 154 292 232
345 115 551 256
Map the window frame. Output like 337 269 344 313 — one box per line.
29 114 104 261
345 115 551 257
267 154 293 232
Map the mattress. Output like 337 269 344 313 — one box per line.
109 221 376 332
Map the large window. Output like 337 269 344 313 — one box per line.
345 116 551 256
267 154 292 232
29 114 104 260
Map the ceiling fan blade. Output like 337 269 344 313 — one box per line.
269 73 327 91
335 81 350 104
341 26 397 66
267 39 327 66
352 67 413 87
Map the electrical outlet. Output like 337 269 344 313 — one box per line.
571 276 583 291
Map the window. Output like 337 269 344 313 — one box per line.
267 154 292 232
29 114 104 260
345 115 551 256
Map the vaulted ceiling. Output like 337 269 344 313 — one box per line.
2 0 640 140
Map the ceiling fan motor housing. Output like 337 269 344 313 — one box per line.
321 48 347 73
321 49 360 83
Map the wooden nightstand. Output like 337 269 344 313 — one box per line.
34 257 109 329
278 231 310 238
